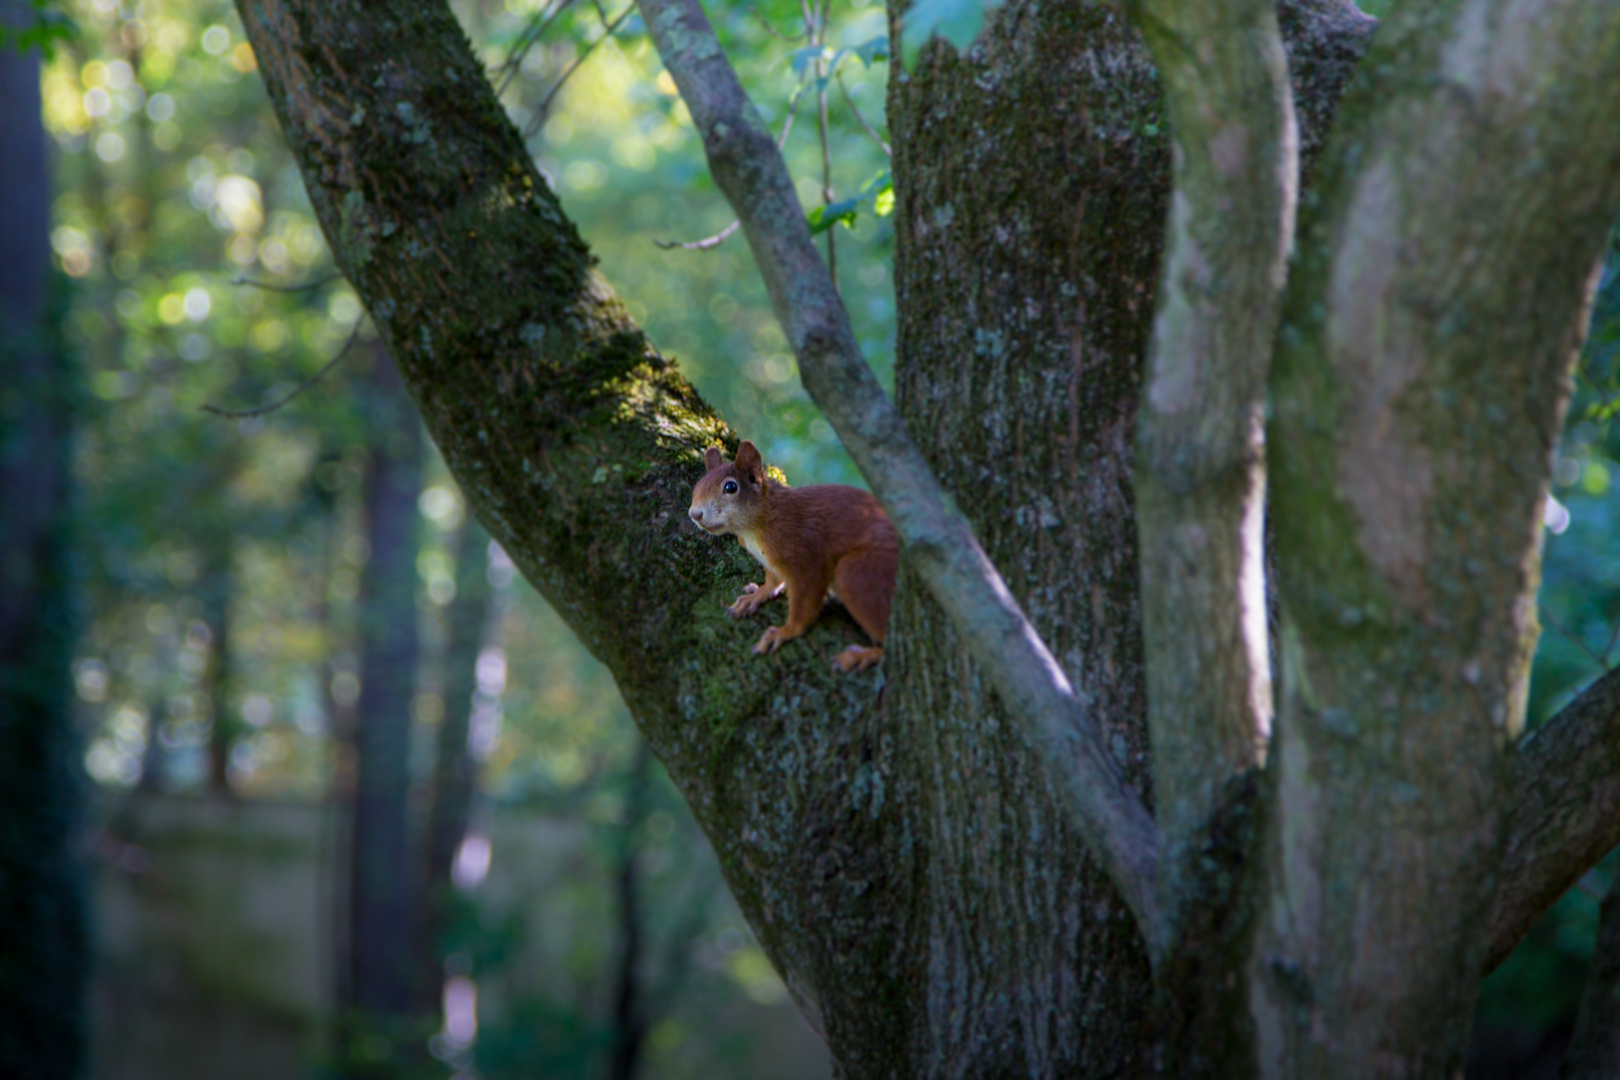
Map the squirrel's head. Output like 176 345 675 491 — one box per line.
689 441 767 535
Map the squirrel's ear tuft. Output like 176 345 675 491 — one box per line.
704 447 723 472
734 440 764 480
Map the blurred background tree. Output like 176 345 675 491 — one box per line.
0 4 89 1077
13 0 1618 1075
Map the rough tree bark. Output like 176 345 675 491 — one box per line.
232 0 1620 1076
0 20 88 1080
1254 1 1620 1074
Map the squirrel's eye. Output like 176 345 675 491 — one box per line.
723 480 738 495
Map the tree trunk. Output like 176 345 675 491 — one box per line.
419 515 493 1006
202 530 236 794
1253 1 1620 1073
0 21 89 1079
606 744 653 1080
342 341 428 1070
876 7 1168 1073
1561 871 1620 1078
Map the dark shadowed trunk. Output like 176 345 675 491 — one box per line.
606 744 653 1080
1561 871 1620 1079
201 529 236 794
342 341 428 1071
0 22 89 1080
418 515 493 1008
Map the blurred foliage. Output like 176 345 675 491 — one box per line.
0 0 79 58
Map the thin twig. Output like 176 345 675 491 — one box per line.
492 0 579 98
652 83 805 251
654 219 741 251
748 5 805 40
231 271 342 294
837 72 890 156
525 4 635 136
1543 607 1615 673
1601 616 1620 667
201 323 362 420
804 0 838 291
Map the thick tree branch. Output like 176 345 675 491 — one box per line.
1488 666 1620 971
1127 0 1295 939
231 0 913 1028
636 0 1162 944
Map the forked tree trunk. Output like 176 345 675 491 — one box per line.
234 0 1620 1075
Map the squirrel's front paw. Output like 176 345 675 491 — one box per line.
752 626 788 654
726 585 765 618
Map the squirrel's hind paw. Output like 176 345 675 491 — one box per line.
833 645 884 673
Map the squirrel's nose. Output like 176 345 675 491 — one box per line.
689 507 703 523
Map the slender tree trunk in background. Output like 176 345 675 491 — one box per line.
201 531 235 794
1562 873 1620 1079
0 22 89 1080
342 341 428 1073
418 516 492 1007
606 744 652 1080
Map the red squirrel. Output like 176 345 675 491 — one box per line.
688 441 898 673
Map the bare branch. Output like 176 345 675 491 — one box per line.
1488 666 1620 972
636 0 1162 944
231 271 342 293
748 4 805 40
1541 606 1616 674
524 3 634 137
653 82 805 252
200 322 362 419
810 10 837 291
835 72 889 157
653 218 740 251
491 0 578 99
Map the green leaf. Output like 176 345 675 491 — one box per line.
805 172 893 235
788 45 829 77
807 197 861 235
0 0 78 59
900 0 996 66
854 35 890 66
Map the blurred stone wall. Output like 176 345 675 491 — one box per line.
87 794 828 1080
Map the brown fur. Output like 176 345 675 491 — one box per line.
689 441 898 672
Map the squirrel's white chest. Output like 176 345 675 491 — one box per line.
737 529 773 573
